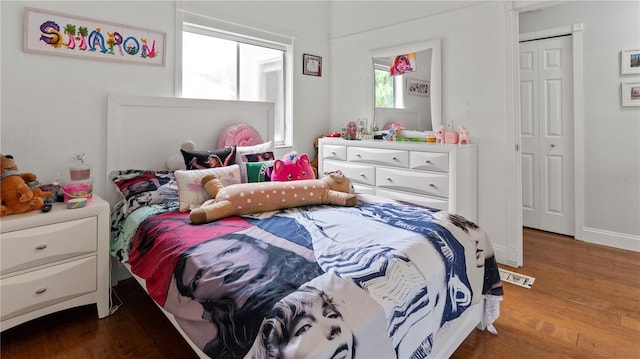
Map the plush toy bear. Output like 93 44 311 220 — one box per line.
1 154 53 216
270 152 315 181
190 170 357 224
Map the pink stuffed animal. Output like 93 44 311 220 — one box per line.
270 152 316 181
435 125 446 143
458 126 470 144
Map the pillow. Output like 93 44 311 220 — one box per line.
166 140 196 170
111 170 178 217
235 141 274 182
181 147 236 170
217 123 264 149
245 161 274 183
174 164 241 212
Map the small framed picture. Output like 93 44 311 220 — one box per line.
406 78 430 96
621 81 640 107
303 54 322 76
621 49 640 75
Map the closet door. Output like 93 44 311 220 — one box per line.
519 36 574 236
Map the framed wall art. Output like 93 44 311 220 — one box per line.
303 54 322 76
406 78 430 96
24 7 166 66
621 49 640 75
621 81 640 107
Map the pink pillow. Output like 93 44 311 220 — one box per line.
217 124 264 149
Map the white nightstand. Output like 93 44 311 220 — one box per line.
0 195 110 331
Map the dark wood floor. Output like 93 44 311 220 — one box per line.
2 228 639 358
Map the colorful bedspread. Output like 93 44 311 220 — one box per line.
112 195 503 359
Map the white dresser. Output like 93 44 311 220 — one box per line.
0 196 110 331
318 138 477 222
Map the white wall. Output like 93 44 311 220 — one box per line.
329 3 516 263
520 1 640 246
0 1 329 198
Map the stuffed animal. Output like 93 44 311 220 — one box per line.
270 152 315 181
458 126 470 144
189 170 357 224
1 154 53 216
435 125 446 143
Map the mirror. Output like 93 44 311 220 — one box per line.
370 39 441 132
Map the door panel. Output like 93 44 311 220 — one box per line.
520 36 574 236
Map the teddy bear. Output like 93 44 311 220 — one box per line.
270 152 316 181
189 170 357 224
1 154 53 217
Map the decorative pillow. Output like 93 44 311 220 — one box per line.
235 141 274 182
217 123 264 149
245 161 274 183
166 140 196 170
174 164 241 212
181 147 236 170
111 170 178 217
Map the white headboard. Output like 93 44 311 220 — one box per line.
106 94 274 204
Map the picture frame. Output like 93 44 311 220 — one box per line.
24 7 166 66
303 54 322 76
621 49 640 75
621 81 640 107
406 78 430 96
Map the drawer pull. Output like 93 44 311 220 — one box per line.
35 244 48 250
392 156 398 160
356 153 362 157
331 151 336 155
386 177 392 181
359 173 366 177
425 160 432 164
429 183 436 187
35 288 47 294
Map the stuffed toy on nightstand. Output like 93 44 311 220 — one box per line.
1 154 53 216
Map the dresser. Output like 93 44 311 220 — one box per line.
318 138 477 222
0 196 110 331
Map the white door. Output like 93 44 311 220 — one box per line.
519 36 574 236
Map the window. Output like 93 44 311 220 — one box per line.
178 16 292 146
373 61 404 109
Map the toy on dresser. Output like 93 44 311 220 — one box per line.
1 154 53 216
270 152 316 181
435 125 470 144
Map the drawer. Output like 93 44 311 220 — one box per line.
347 147 409 168
410 152 449 173
0 256 97 321
321 144 346 161
323 160 375 186
375 188 449 211
353 184 375 195
1 217 97 275
376 167 449 198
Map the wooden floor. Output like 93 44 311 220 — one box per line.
2 228 639 358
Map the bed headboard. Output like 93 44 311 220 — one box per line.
106 94 274 204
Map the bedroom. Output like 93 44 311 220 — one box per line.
1 0 638 358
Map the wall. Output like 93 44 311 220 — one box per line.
520 1 640 247
329 2 516 263
0 1 329 198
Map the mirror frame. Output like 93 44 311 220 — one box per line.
370 38 442 131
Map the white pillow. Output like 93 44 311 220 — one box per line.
235 141 274 182
174 164 241 212
166 140 197 170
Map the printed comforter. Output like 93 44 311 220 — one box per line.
111 194 503 359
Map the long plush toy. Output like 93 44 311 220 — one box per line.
190 171 357 224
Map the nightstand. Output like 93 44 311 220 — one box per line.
0 195 110 331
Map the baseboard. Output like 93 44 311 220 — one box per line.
581 227 640 253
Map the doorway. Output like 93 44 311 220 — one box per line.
519 35 575 237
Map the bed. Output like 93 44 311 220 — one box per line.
106 94 503 359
